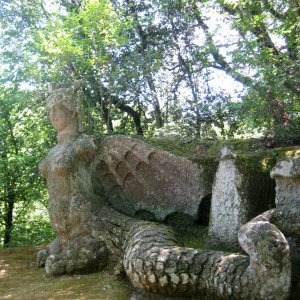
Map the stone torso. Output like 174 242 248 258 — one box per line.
39 136 96 239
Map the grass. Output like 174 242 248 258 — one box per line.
174 225 208 249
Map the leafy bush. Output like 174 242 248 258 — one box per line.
2 212 54 247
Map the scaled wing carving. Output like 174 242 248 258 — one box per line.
93 135 201 222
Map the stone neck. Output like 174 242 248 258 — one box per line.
57 131 79 144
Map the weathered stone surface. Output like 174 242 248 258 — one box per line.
37 82 134 275
36 248 49 268
271 156 300 294
271 157 300 208
208 147 275 251
37 82 292 299
124 212 291 299
271 157 300 179
93 135 205 223
270 157 300 236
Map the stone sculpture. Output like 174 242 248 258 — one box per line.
37 82 109 274
93 135 203 223
37 82 292 299
271 158 300 293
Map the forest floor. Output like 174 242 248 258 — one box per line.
0 244 135 300
0 226 208 300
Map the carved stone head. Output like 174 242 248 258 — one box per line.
46 80 84 140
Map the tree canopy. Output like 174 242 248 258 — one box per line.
0 0 299 245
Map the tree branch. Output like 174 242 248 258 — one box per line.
189 4 254 87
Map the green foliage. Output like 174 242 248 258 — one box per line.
217 0 300 136
34 0 135 87
174 224 208 249
4 210 55 247
0 84 54 246
0 0 299 246
1 0 300 140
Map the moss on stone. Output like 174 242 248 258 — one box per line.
217 147 300 227
147 136 200 158
233 147 300 178
172 225 209 249
147 135 300 161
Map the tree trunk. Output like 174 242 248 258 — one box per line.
265 88 290 127
112 98 144 135
195 109 201 138
2 115 18 246
124 0 164 129
3 194 14 246
190 4 293 137
85 79 143 135
153 103 164 129
102 106 114 134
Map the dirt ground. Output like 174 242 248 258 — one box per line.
0 226 208 300
0 245 139 300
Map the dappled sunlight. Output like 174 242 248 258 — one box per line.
0 267 8 279
0 255 11 280
0 245 135 300
260 157 272 171
0 228 208 299
284 149 300 157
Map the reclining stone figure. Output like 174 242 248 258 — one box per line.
37 82 292 299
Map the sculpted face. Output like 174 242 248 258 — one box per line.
49 104 77 132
